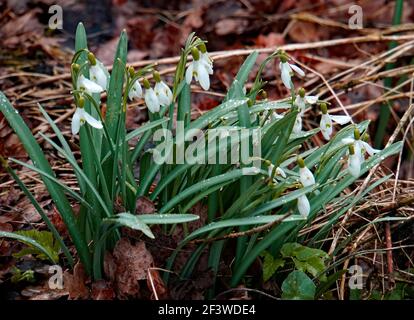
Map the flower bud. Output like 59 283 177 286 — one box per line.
128 66 135 77
348 144 355 155
362 132 370 142
320 103 328 115
298 87 306 98
143 78 151 90
78 95 85 108
297 157 305 168
198 42 207 54
191 47 200 61
71 63 80 73
354 128 361 140
87 52 97 66
153 71 161 83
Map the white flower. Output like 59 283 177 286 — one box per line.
154 81 173 106
299 166 315 187
268 164 287 180
90 60 109 91
128 80 143 100
144 87 160 113
342 137 380 162
295 94 317 115
348 149 361 178
200 52 213 75
320 114 351 141
297 194 310 217
186 48 210 91
186 60 210 91
279 60 305 90
292 114 302 134
71 107 103 135
77 75 104 95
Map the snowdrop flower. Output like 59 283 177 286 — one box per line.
279 54 305 90
267 163 287 180
128 79 143 100
347 144 361 178
88 52 109 91
142 78 160 113
186 48 210 91
153 71 173 107
292 114 302 134
298 157 315 187
77 74 104 95
319 103 351 141
198 43 213 75
71 96 103 135
295 88 318 115
297 193 310 217
342 128 380 162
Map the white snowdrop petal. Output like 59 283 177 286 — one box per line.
185 63 194 85
90 65 108 90
348 153 361 178
280 62 292 89
330 114 351 125
145 88 160 113
128 80 143 100
83 111 103 129
292 114 302 133
342 137 355 145
297 194 310 217
320 114 333 141
78 75 104 94
197 63 210 91
290 63 305 77
71 108 82 135
305 95 318 104
300 166 315 187
276 167 287 178
361 141 380 156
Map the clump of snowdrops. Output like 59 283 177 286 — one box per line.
0 23 401 290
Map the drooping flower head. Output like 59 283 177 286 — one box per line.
127 66 143 101
143 78 160 113
198 42 213 75
319 103 351 141
88 52 110 91
185 47 210 91
298 157 315 187
347 144 361 178
71 95 103 135
297 193 310 217
279 52 305 90
153 71 173 107
295 88 318 115
342 128 380 161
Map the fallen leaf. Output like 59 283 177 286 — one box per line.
63 262 90 300
112 238 154 299
91 280 116 300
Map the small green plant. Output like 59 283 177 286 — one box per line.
0 22 402 297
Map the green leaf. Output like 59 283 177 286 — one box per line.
138 213 199 225
0 231 58 263
104 213 154 239
14 230 61 262
281 270 316 300
261 251 285 282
